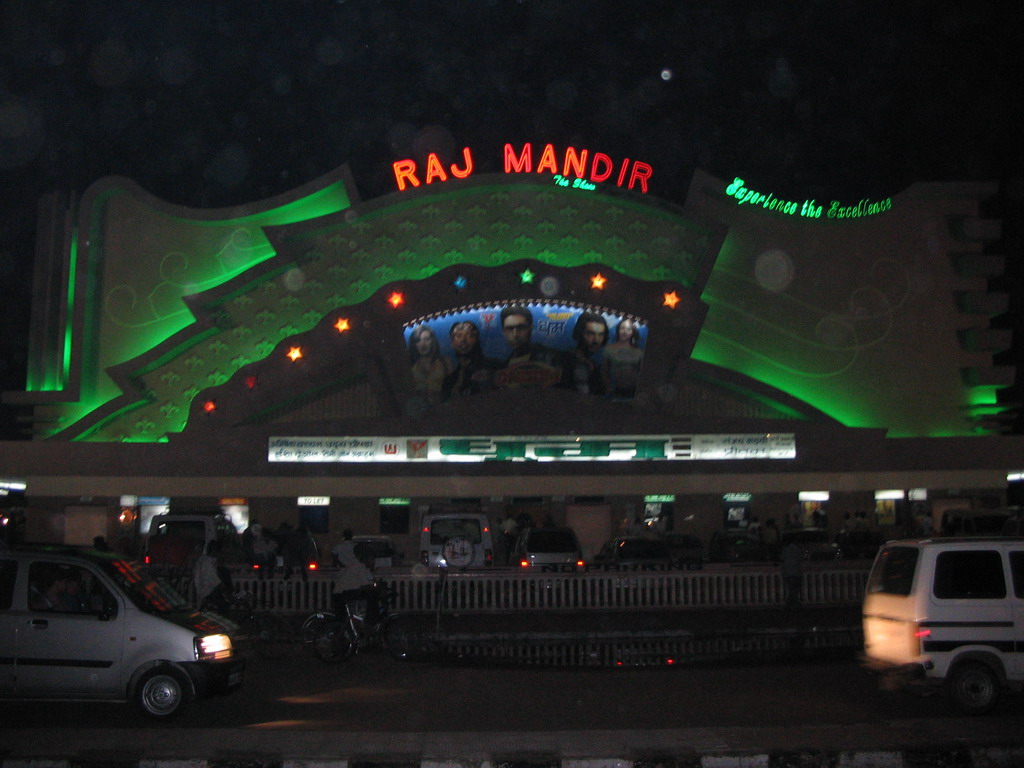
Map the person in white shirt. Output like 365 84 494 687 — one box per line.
194 540 229 609
331 543 380 625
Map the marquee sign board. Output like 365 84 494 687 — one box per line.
267 434 796 463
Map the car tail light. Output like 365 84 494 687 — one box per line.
519 559 530 568
913 623 931 654
144 554 150 565
307 562 317 571
485 548 493 565
576 560 585 568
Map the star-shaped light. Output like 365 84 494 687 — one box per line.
202 400 217 413
388 291 405 308
287 346 303 362
663 291 681 309
453 274 468 291
519 268 535 284
334 317 351 333
591 273 607 290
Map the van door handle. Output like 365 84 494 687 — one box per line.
29 619 49 628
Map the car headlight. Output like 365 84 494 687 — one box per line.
195 633 233 661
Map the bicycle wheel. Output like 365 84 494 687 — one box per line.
301 611 337 653
381 615 434 661
312 619 357 663
251 612 294 659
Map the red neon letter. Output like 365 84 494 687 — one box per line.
504 143 533 173
562 147 589 178
392 159 420 191
628 161 652 193
536 143 558 174
616 158 631 187
450 147 474 179
589 153 614 183
424 153 448 184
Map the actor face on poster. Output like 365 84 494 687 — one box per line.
404 302 646 403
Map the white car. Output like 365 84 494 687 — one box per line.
862 537 1024 714
0 544 244 718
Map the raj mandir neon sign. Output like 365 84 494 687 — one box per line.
725 177 892 219
392 143 653 194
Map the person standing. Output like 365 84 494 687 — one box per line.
780 539 804 608
193 540 229 610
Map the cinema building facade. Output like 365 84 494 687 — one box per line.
2 142 1021 559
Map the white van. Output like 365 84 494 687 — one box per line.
0 544 244 718
862 537 1024 714
419 511 494 568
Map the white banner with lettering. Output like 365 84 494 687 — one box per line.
267 434 796 463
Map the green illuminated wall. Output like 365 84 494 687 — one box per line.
18 166 1011 441
684 170 1009 437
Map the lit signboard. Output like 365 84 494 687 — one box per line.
393 142 653 194
267 434 796 463
724 177 892 219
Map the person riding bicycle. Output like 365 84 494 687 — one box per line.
330 542 382 627
193 539 232 610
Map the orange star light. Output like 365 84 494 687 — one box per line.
334 317 351 333
663 291 681 309
388 291 405 308
591 273 607 290
287 346 303 362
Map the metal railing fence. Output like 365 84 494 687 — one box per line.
224 565 868 614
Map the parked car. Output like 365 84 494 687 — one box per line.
708 530 772 563
862 537 1024 714
592 537 674 570
939 508 1011 536
419 511 494 568
780 528 838 561
511 527 584 571
0 544 244 718
832 529 885 560
665 533 705 570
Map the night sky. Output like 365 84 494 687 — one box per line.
1 0 1021 438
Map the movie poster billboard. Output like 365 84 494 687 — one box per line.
403 302 647 404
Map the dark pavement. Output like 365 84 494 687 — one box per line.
3 604 1023 767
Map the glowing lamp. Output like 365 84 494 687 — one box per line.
388 291 405 308
591 273 607 290
663 291 681 309
287 346 303 362
334 317 351 333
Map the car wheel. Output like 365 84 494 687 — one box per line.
135 666 192 719
949 662 1000 715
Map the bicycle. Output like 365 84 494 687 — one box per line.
208 589 297 659
301 583 425 662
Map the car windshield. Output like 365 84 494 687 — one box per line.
527 531 577 553
866 546 919 596
96 556 192 614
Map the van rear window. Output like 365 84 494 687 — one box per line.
866 546 919 595
934 550 1005 599
430 519 482 544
